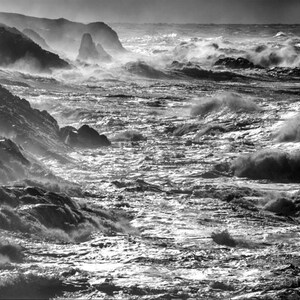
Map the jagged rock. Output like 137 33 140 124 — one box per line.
0 24 69 72
214 57 262 69
0 12 125 55
0 85 62 154
0 186 133 241
59 125 111 148
0 138 30 184
22 28 52 51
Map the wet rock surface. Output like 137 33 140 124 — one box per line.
60 125 111 148
1 54 300 299
214 57 263 69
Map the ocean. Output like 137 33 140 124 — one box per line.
1 23 300 299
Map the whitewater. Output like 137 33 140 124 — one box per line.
2 23 300 299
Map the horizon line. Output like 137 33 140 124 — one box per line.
0 11 300 26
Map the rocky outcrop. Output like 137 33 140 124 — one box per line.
214 57 263 69
0 185 131 241
0 138 30 184
22 28 52 51
0 12 125 56
0 85 110 155
59 125 111 148
0 24 70 72
77 33 99 62
0 85 62 154
77 33 112 63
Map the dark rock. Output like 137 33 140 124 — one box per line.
22 28 52 51
59 125 111 148
29 204 84 231
264 198 297 216
0 85 63 154
214 57 263 69
169 62 246 80
0 12 125 55
267 67 300 79
211 230 237 247
0 24 69 72
0 138 31 184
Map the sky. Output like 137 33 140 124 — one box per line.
0 0 298 24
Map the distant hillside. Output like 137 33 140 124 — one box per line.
0 24 70 72
23 28 52 51
0 12 125 56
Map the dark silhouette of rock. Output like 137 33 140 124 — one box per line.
59 125 111 148
0 12 125 56
0 24 69 72
0 138 31 184
22 28 52 51
0 85 62 154
214 57 263 69
0 185 133 241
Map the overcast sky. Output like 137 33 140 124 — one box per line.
0 0 298 24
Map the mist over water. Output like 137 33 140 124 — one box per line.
2 9 300 299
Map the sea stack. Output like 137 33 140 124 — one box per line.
77 33 99 63
77 33 112 63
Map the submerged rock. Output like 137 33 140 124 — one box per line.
111 130 146 142
59 125 111 148
0 24 69 72
125 61 169 79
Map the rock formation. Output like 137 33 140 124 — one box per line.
77 33 100 63
0 24 69 72
0 85 110 155
77 33 112 63
0 12 125 56
214 57 263 69
59 125 111 147
22 28 52 51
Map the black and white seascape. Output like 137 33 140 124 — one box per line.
0 0 300 299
